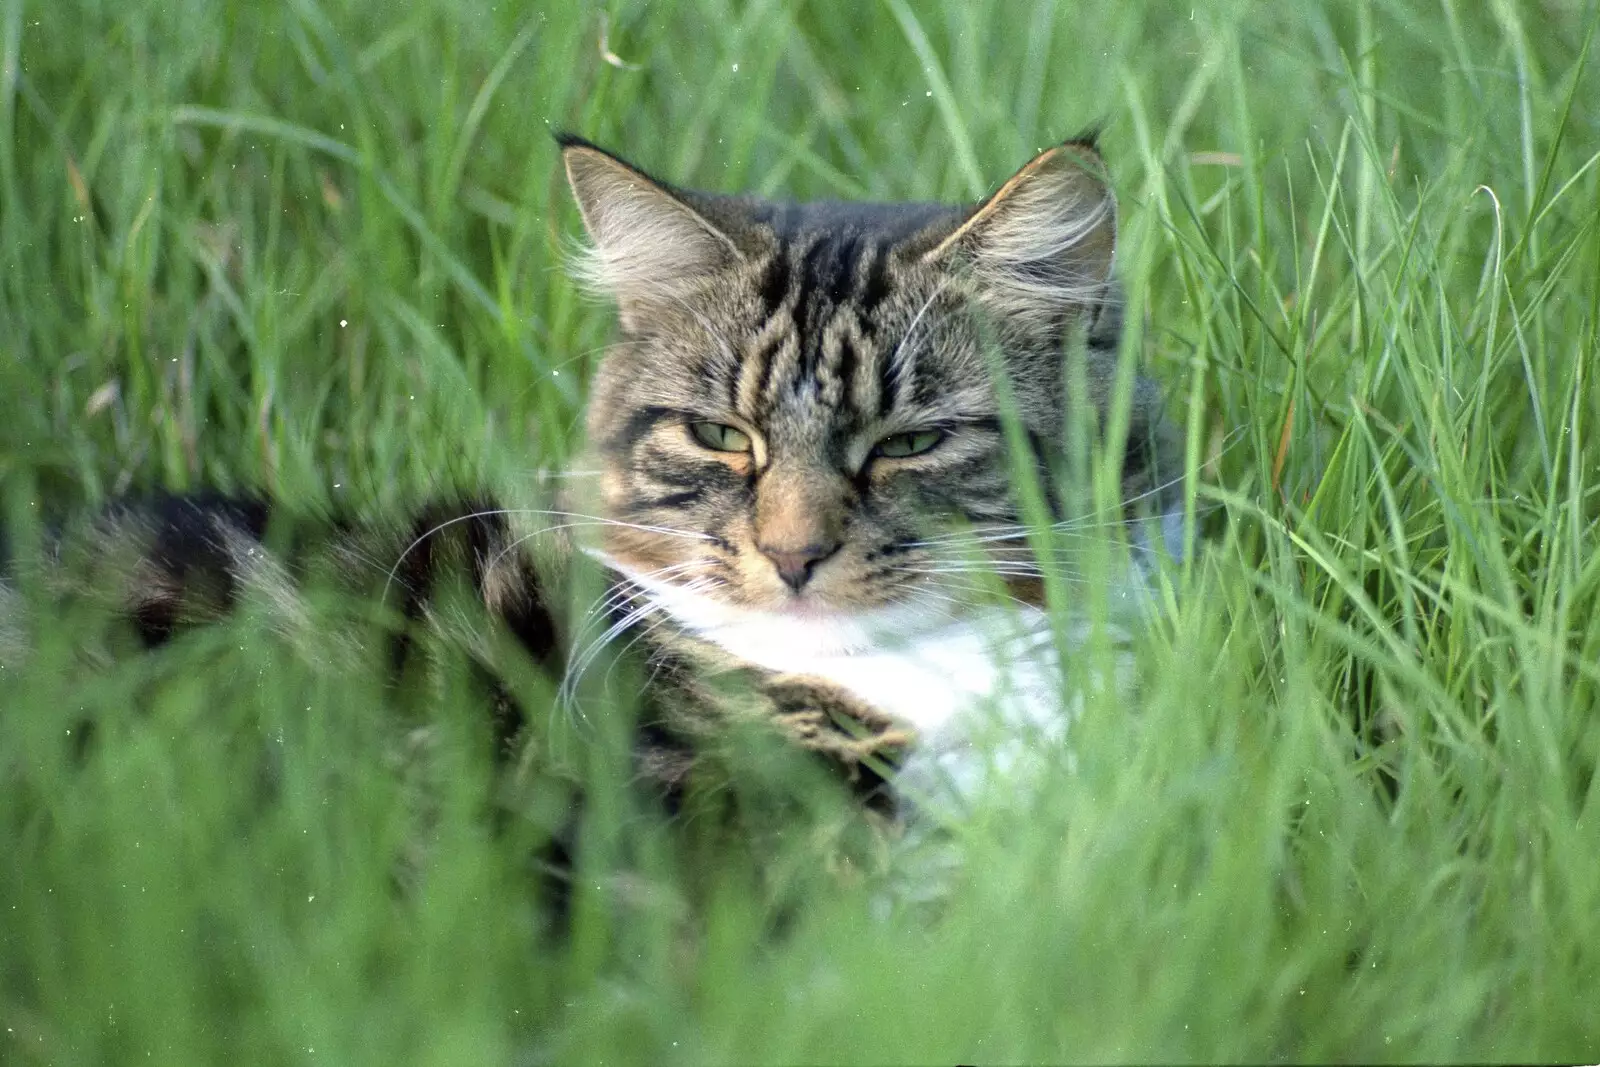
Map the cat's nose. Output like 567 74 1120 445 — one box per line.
757 540 841 592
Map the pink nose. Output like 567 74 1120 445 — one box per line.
757 541 841 592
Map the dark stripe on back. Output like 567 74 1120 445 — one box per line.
130 493 275 647
396 501 561 754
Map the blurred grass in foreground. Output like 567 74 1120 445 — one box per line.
2 0 1599 1062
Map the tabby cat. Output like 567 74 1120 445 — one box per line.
4 134 1181 808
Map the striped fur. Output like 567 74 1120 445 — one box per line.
4 494 905 804
7 136 1181 811
564 135 1176 625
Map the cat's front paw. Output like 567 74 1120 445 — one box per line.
762 673 915 778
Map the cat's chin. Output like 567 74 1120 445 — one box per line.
762 593 874 619
674 593 956 658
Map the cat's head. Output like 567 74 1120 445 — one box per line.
562 135 1173 617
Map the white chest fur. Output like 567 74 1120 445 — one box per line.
700 602 1110 805
607 558 1141 802
702 600 1066 741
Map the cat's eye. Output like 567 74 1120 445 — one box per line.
689 421 753 453
872 429 945 459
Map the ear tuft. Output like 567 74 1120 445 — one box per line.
561 142 739 322
924 142 1118 329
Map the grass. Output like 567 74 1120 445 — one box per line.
3 0 1600 1062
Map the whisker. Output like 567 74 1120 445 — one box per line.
566 562 702 650
1053 471 1201 530
902 497 1225 551
562 560 706 660
904 528 1037 549
896 566 1056 575
380 507 711 605
559 574 722 717
559 599 667 716
900 522 1031 547
596 606 689 698
919 523 1161 549
546 335 650 375
895 575 1039 614
1050 423 1249 528
892 560 1052 574
481 525 705 601
512 467 607 481
891 565 1101 593
888 278 952 378
901 426 1246 551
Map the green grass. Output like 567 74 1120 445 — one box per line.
4 0 1600 1062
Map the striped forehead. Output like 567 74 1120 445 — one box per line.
727 230 900 429
763 228 892 318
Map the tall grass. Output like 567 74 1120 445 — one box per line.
3 0 1599 1062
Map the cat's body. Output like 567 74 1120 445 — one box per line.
3 135 1182 810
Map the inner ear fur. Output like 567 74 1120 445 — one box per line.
922 140 1118 328
559 136 741 324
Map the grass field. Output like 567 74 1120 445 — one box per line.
4 0 1600 1063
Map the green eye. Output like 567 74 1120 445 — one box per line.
689 421 753 453
873 429 945 459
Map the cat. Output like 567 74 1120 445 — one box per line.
2 134 1182 812
558 133 1180 801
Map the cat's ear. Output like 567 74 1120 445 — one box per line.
923 139 1117 330
559 137 740 326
